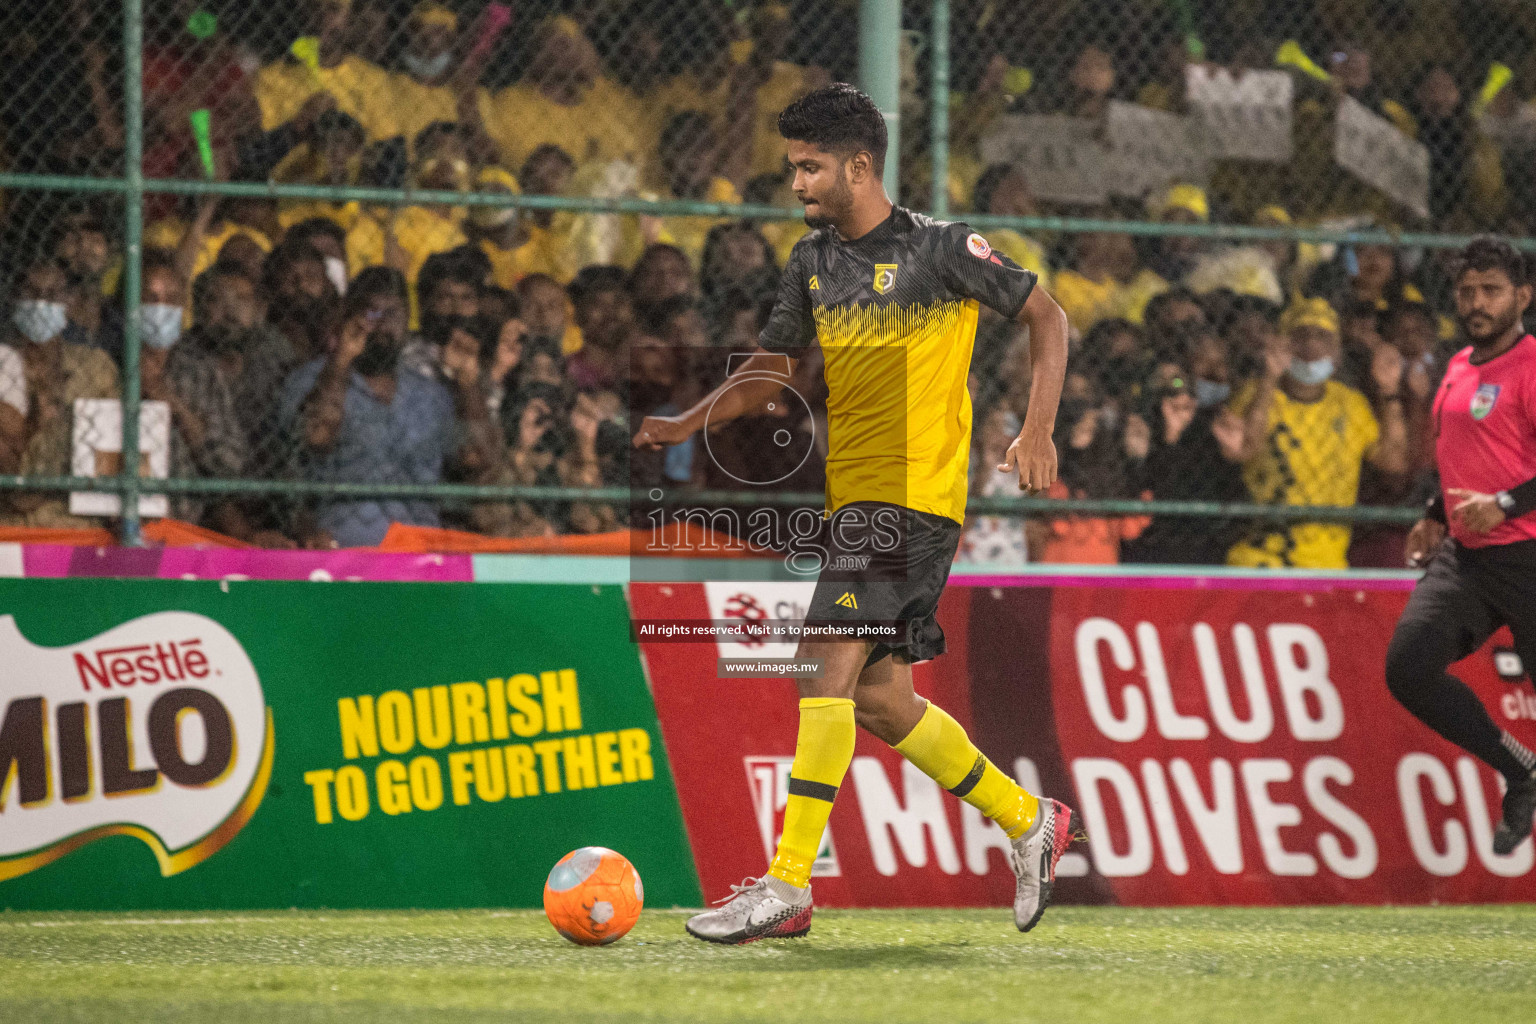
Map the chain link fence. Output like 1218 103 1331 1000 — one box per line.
2 0 1520 566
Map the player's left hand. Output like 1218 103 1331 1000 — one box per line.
1448 487 1506 534
1001 426 1057 494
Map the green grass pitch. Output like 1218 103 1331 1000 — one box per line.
1 906 1533 1023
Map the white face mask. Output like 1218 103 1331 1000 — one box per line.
1287 356 1336 386
402 50 452 80
325 256 349 298
139 303 184 349
12 299 67 344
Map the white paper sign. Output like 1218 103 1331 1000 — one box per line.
980 114 1110 205
1334 95 1430 219
1186 65 1294 162
1105 100 1210 199
69 398 171 517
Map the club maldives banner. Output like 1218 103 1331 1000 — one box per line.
632 578 1536 907
0 578 700 910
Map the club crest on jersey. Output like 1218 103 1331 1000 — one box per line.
966 232 992 259
1471 383 1501 421
873 264 898 295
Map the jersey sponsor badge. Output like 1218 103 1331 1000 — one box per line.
872 264 898 295
1470 383 1501 421
966 232 992 259
808 275 819 291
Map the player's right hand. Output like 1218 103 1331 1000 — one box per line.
1405 517 1446 567
633 414 694 450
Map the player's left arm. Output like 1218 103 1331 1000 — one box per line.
1002 284 1069 494
939 226 1066 493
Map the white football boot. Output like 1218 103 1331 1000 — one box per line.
1011 798 1074 932
685 877 813 944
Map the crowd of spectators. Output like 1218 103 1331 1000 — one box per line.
0 0 1530 563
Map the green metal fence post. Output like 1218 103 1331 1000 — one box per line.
930 0 950 218
119 0 146 546
859 0 901 199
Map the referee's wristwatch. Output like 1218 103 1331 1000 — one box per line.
1496 490 1516 514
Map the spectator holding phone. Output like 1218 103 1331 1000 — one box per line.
278 267 455 546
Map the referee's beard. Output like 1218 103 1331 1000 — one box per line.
1460 305 1522 349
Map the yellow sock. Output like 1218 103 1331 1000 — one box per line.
895 701 1039 839
767 697 856 889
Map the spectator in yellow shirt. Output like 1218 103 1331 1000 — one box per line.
1225 298 1410 569
468 156 583 289
254 0 400 146
272 110 368 233
388 3 469 150
481 16 647 174
1052 230 1167 337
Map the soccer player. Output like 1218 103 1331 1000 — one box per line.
634 84 1074 943
1387 237 1536 856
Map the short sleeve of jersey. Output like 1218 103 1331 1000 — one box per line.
758 242 817 353
936 223 1038 319
1343 387 1381 458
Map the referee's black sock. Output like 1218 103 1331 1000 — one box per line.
1386 644 1533 783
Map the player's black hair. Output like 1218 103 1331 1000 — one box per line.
1454 236 1528 288
777 82 888 174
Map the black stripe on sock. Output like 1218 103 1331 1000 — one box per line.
948 755 987 798
787 776 839 803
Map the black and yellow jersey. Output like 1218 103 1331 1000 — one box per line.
759 206 1036 524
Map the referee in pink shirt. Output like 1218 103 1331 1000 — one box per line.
1389 237 1536 855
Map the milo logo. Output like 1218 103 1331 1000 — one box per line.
0 612 271 881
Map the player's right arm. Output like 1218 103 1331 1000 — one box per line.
632 349 800 450
634 242 815 451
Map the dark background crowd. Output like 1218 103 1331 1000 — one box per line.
0 0 1532 561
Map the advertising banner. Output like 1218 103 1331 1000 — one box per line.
5 543 474 582
635 578 1535 907
0 579 699 910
